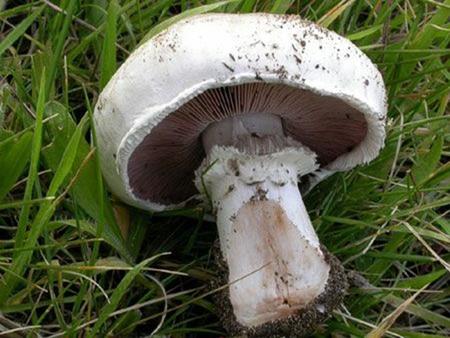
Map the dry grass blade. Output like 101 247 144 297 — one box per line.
334 310 403 338
317 0 355 27
0 324 42 337
366 284 430 338
400 221 450 273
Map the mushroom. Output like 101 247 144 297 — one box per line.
94 14 387 335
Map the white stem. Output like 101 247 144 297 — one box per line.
196 146 330 327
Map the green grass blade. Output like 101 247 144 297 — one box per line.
2 106 117 303
0 70 47 304
48 219 131 258
396 269 447 289
84 85 107 263
0 131 32 200
347 25 383 41
239 0 257 13
411 136 443 186
0 197 55 210
42 102 131 261
270 0 294 14
139 0 237 45
12 71 46 252
47 116 88 196
44 0 77 96
99 0 120 89
87 257 157 337
383 293 450 327
0 6 43 57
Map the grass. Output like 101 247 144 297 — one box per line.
0 0 449 337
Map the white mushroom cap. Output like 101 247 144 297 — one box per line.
94 13 387 211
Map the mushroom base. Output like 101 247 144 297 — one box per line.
211 242 347 337
224 199 330 327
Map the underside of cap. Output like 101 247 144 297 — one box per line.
128 83 373 204
94 13 387 211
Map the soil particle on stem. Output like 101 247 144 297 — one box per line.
210 241 348 337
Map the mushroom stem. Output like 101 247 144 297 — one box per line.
196 145 330 327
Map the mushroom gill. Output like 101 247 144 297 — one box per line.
128 82 367 205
